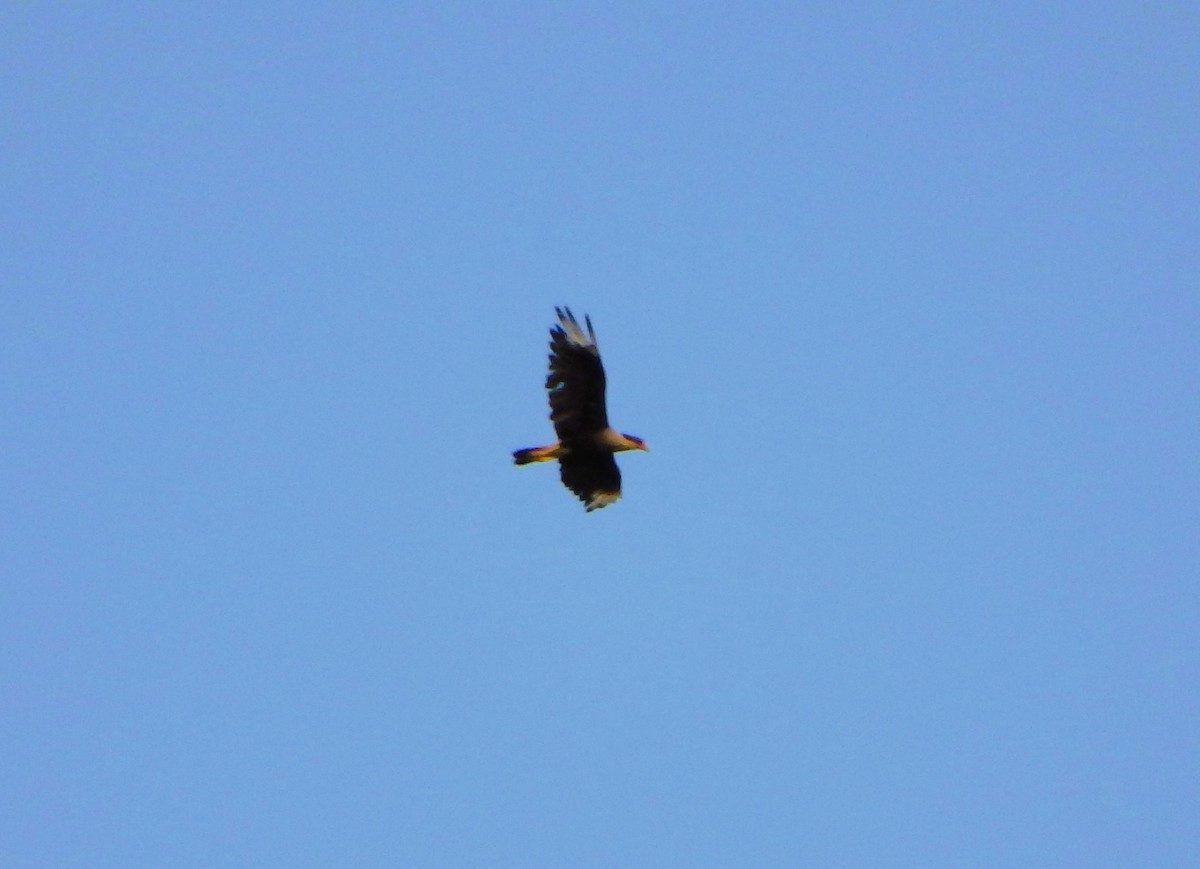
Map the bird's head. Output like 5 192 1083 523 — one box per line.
620 433 649 452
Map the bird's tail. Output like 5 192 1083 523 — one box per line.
513 444 563 465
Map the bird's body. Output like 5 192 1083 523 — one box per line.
513 307 648 511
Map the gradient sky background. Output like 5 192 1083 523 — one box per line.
3 4 1197 866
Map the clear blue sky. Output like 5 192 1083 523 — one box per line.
3 4 1197 866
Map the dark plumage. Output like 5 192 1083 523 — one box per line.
513 307 648 511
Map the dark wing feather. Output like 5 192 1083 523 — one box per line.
559 449 621 511
546 307 609 445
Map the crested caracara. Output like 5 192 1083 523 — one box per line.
513 307 648 511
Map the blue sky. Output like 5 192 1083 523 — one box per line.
3 3 1197 866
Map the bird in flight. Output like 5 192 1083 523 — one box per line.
513 307 648 511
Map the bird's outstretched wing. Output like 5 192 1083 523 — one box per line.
559 450 622 512
546 307 609 447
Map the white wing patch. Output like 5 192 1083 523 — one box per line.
556 307 599 354
585 490 622 512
